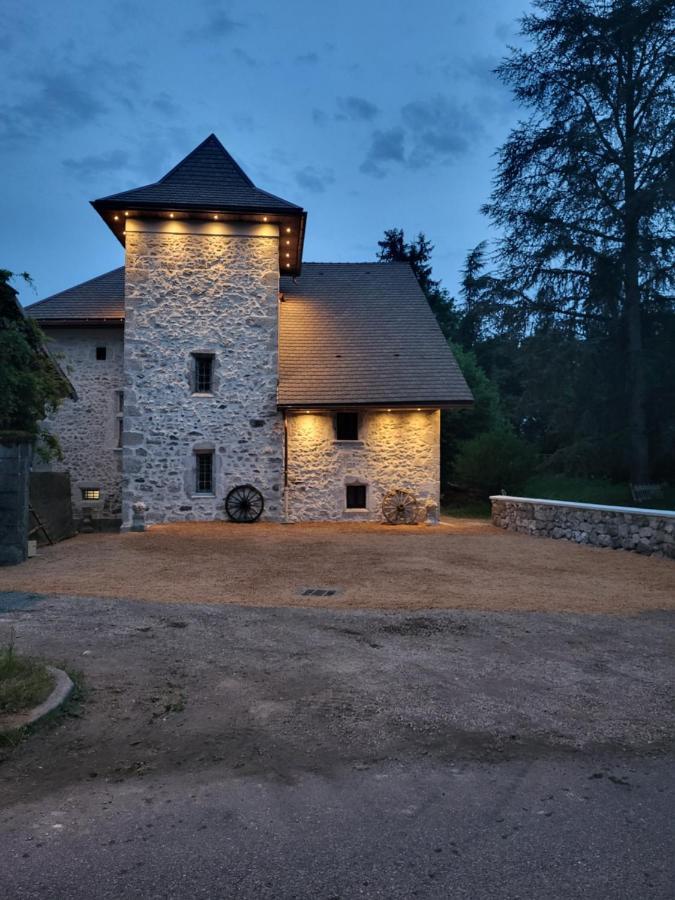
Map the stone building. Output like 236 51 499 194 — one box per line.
29 135 472 528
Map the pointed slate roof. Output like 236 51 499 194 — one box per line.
93 134 301 213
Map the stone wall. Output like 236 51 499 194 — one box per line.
35 327 124 523
0 439 32 565
122 219 283 527
286 409 440 521
491 495 675 558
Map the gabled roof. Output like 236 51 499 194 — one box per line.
29 262 472 407
26 268 125 323
278 263 472 407
93 135 301 213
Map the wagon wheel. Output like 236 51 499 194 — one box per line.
225 484 264 523
382 488 418 525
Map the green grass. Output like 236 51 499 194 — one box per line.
0 646 54 716
522 475 675 510
441 500 492 519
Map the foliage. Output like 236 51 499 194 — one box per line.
0 270 70 459
473 0 675 482
454 428 538 496
377 228 460 338
0 633 54 716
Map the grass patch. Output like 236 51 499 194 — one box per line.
0 645 54 716
523 475 675 510
442 500 492 519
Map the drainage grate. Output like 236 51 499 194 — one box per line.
299 587 341 598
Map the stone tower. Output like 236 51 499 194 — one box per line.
92 135 306 527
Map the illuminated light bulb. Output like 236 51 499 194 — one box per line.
286 227 291 233
213 215 218 220
113 215 119 221
285 252 290 258
263 216 268 222
122 230 126 235
286 240 290 245
169 212 174 218
417 408 421 411
285 262 291 267
124 211 129 217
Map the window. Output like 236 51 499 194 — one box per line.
336 412 359 441
195 451 214 494
193 354 214 393
346 484 367 509
96 346 107 361
81 488 100 501
116 390 124 448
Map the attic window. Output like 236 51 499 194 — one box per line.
336 412 359 441
81 488 100 501
96 346 107 361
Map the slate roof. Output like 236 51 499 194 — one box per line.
27 268 125 322
93 134 301 213
29 263 472 407
278 263 471 407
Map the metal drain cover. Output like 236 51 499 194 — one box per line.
298 587 342 598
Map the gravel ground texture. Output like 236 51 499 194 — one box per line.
0 520 673 614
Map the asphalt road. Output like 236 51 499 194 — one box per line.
0 593 673 898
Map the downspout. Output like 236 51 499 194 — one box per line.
283 409 290 522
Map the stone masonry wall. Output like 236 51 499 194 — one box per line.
286 409 440 521
491 496 675 558
35 327 124 522
122 221 283 527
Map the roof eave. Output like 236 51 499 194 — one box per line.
277 400 474 411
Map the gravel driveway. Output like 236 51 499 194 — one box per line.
0 520 673 614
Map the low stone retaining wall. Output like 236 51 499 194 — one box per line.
490 495 675 558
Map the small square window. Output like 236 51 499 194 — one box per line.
195 451 214 494
81 488 100 501
193 355 214 393
336 412 359 441
96 346 107 361
346 484 367 509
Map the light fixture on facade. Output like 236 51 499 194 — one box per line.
124 211 129 217
286 227 291 233
285 262 291 267
169 212 174 218
213 214 218 220
113 215 119 221
286 240 290 245
263 216 268 222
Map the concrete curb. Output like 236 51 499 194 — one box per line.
0 666 74 734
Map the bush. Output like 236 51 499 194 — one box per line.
454 428 537 496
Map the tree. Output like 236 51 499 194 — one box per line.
377 228 460 338
481 0 675 482
0 270 71 458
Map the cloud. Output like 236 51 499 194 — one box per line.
295 52 319 64
359 127 405 177
187 10 243 42
62 149 131 180
0 59 139 145
294 165 335 193
311 108 328 126
359 96 483 177
232 47 257 67
151 92 181 117
401 96 482 168
336 96 379 122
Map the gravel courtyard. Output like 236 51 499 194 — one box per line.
0 520 673 614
